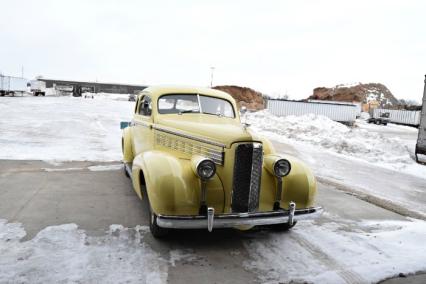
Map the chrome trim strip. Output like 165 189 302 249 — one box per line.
132 120 151 128
153 125 226 148
156 207 323 229
156 132 224 165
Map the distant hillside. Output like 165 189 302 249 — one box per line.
309 83 399 107
213 85 265 110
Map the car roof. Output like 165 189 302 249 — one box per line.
139 85 235 102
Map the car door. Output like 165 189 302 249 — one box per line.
132 94 154 155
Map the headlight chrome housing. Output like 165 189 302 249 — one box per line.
192 156 216 180
197 159 216 180
273 159 291 177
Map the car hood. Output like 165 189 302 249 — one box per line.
156 114 256 148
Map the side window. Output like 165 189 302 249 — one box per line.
138 95 152 116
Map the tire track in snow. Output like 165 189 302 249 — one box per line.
290 232 366 284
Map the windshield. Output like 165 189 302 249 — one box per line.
158 94 235 118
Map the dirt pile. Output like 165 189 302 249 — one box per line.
213 85 265 110
309 83 399 107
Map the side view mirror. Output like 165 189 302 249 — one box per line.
240 106 247 115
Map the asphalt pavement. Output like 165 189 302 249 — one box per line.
0 159 424 283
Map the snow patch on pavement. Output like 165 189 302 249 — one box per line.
169 249 198 267
244 219 426 284
247 111 426 178
88 164 123 171
0 220 168 284
43 167 85 172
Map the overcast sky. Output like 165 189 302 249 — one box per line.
1 0 425 101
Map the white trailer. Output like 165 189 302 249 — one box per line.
0 75 28 96
416 75 426 164
267 99 358 124
30 80 46 96
373 108 421 127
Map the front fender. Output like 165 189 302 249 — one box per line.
282 155 317 208
260 154 317 210
132 151 224 215
122 127 134 163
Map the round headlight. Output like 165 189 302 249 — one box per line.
274 159 291 177
197 159 216 180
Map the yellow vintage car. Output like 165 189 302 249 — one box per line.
121 86 322 237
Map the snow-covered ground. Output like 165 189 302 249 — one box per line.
247 110 426 219
0 220 197 283
244 217 426 284
246 110 425 178
1 216 425 283
0 96 134 161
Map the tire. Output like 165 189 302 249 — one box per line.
270 221 297 232
121 139 130 179
149 206 169 238
123 163 130 178
142 184 169 238
375 120 381 125
383 123 387 126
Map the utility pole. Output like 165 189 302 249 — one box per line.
210 67 215 87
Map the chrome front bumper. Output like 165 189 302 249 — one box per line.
156 205 323 231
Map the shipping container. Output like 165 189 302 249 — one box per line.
373 108 421 126
0 75 28 96
416 75 426 164
267 99 358 123
308 99 362 117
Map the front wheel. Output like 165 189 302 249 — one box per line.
149 206 169 238
123 163 130 178
142 183 169 238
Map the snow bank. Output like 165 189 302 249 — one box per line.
0 220 167 283
0 96 134 161
244 218 426 284
247 111 423 175
84 92 133 101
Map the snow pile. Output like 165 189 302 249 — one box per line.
244 218 426 283
84 92 133 101
0 220 168 283
0 96 134 161
247 111 416 170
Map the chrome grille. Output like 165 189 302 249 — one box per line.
155 131 224 165
231 143 263 212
